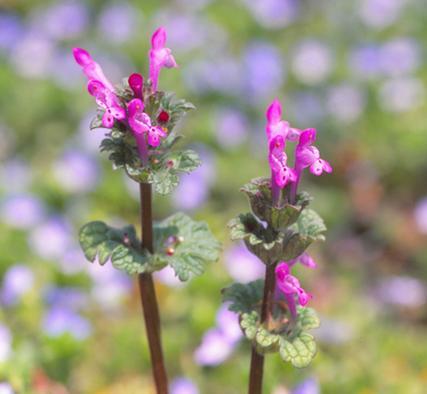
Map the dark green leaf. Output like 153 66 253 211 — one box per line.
222 280 264 314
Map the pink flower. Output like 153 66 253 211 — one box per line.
295 128 332 176
288 252 317 269
73 47 115 91
87 80 126 128
128 98 167 148
275 262 312 318
128 73 143 99
268 135 297 189
149 27 177 92
266 98 301 143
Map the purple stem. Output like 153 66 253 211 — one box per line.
271 170 281 207
284 293 297 320
290 166 302 205
135 133 149 166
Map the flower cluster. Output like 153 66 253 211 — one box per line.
265 98 332 312
73 27 177 163
266 98 332 205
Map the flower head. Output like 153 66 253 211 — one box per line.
266 98 300 142
295 128 332 176
127 98 167 147
128 72 143 99
276 262 312 308
268 135 297 189
149 27 177 92
288 252 317 269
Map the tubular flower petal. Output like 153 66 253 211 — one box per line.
128 73 143 99
87 80 125 128
149 27 177 92
275 262 312 311
265 98 300 142
268 136 297 189
127 99 167 147
73 47 115 91
288 252 317 269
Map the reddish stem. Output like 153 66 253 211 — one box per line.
248 262 277 394
138 183 169 394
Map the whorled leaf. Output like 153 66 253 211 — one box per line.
152 212 221 281
297 306 321 330
222 280 264 314
279 332 317 368
240 311 259 340
282 209 326 260
241 177 311 230
78 221 155 275
228 213 285 264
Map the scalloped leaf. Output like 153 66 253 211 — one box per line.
283 209 327 260
279 332 317 368
79 221 153 274
297 307 321 331
153 213 221 281
240 311 259 340
222 280 264 314
241 178 311 229
255 326 280 351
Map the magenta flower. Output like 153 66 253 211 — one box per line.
266 98 301 142
269 136 297 189
128 72 143 99
87 80 126 128
127 98 167 163
288 252 317 269
73 47 114 91
276 262 312 318
149 27 177 92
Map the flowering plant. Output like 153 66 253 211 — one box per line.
223 98 331 392
74 27 220 393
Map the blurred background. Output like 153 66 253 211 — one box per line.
0 0 427 393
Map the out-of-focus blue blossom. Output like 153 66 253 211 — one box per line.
10 32 55 79
30 0 89 41
154 266 186 288
0 158 32 193
44 287 88 311
224 243 264 283
155 11 225 54
0 194 45 229
291 40 333 85
0 382 14 394
59 247 87 275
314 318 354 345
88 262 132 310
379 38 421 77
77 112 108 154
376 276 427 308
291 377 320 394
0 324 12 363
326 84 365 124
379 77 424 113
242 0 299 29
243 42 284 102
348 44 382 80
50 49 82 90
194 328 237 366
1 264 34 306
215 303 242 343
184 55 242 96
0 13 24 54
98 3 139 44
53 150 101 194
43 306 91 340
359 0 406 30
172 146 215 211
289 92 325 127
170 377 199 394
214 108 248 149
414 197 427 234
28 216 73 260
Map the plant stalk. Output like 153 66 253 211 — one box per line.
248 262 277 394
138 182 169 394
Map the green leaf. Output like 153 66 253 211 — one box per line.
79 221 153 275
279 332 317 368
283 209 326 260
222 280 264 314
149 168 180 195
297 307 320 330
255 326 280 351
153 213 221 281
241 178 311 229
174 149 201 173
240 311 259 340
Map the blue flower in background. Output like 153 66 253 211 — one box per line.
0 13 24 54
1 264 34 307
214 108 249 149
42 306 91 340
291 377 320 394
0 324 12 363
0 194 46 229
224 243 264 283
170 377 199 394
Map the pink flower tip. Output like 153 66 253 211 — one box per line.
128 73 144 98
151 27 167 50
266 98 282 124
72 47 92 66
